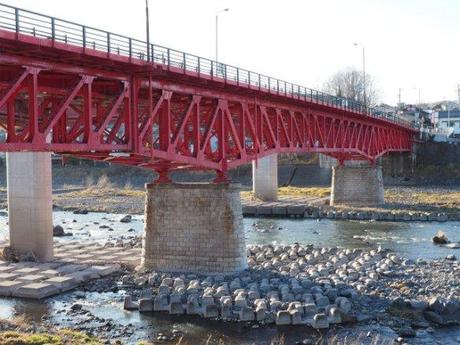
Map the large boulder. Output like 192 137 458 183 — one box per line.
53 225 65 237
432 230 449 244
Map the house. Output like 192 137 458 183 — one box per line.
432 110 460 137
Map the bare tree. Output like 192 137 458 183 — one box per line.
324 68 379 107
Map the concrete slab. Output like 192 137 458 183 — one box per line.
15 267 41 275
44 276 79 291
0 280 25 296
13 282 60 299
88 265 121 276
16 274 46 283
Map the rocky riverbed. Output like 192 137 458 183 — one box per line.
113 243 460 344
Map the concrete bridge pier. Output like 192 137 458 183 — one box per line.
6 152 53 261
252 154 278 201
330 161 384 207
141 182 247 274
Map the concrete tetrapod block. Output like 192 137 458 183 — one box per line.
13 283 60 299
44 276 78 292
203 304 219 318
169 301 185 315
275 310 291 325
124 295 139 310
239 306 255 321
0 280 25 297
153 294 169 312
312 313 329 329
139 298 153 312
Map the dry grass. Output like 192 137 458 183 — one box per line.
241 186 330 200
384 189 460 209
0 329 101 345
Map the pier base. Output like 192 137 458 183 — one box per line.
141 183 247 274
7 152 53 261
252 154 278 201
330 163 384 206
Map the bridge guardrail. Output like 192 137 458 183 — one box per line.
0 3 417 130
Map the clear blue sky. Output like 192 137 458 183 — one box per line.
2 0 459 105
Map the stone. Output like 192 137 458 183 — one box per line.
398 326 416 338
139 298 154 312
275 310 291 325
336 297 352 313
312 313 329 329
428 297 445 314
53 225 65 237
13 283 59 299
424 311 444 325
120 215 132 223
432 230 449 244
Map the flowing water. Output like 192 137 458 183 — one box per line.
0 212 460 344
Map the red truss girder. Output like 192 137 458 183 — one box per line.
0 64 415 174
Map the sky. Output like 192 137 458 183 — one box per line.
3 0 460 106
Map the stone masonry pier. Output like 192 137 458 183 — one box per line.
141 183 247 274
330 163 384 207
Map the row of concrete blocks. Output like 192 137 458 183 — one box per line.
312 211 451 222
243 205 453 222
124 294 348 329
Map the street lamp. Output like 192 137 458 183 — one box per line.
146 0 150 61
354 42 366 107
216 8 229 62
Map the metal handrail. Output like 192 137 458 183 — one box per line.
0 2 418 130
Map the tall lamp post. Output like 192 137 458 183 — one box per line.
354 42 366 107
146 0 151 61
216 8 229 62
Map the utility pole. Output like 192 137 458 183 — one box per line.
398 88 402 106
457 83 460 108
146 0 150 62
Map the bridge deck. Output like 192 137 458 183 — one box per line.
0 3 417 173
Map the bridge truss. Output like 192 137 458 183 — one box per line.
0 3 417 178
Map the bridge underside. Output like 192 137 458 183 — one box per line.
0 32 414 176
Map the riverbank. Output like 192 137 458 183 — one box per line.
6 185 455 221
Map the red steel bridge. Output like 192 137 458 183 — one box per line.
0 3 417 180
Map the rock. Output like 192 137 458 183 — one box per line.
120 215 132 223
428 297 445 314
1 246 18 262
446 254 457 261
398 326 416 338
53 225 65 237
71 303 83 311
446 243 460 249
73 209 88 214
424 311 444 325
432 230 449 244
18 251 37 262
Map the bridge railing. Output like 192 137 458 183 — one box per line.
0 3 417 130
